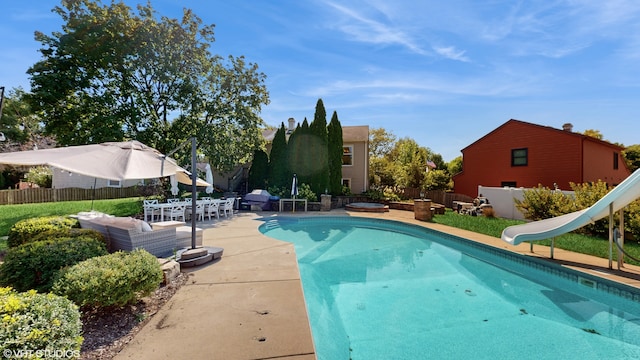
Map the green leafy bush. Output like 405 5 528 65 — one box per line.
7 216 79 248
626 200 640 241
570 180 613 237
364 189 385 201
30 228 108 249
0 287 83 358
24 166 53 188
297 183 318 202
515 181 640 240
266 185 287 198
514 185 575 221
0 237 108 293
53 249 163 309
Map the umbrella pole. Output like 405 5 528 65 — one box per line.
191 137 197 249
91 178 97 211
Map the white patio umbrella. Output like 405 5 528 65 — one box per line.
0 139 211 249
205 163 214 194
291 173 298 212
170 170 211 196
176 170 211 188
170 174 180 196
0 140 186 181
291 173 299 197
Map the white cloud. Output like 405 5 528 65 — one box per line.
324 2 429 55
433 46 470 62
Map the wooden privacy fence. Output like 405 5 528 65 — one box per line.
0 186 140 205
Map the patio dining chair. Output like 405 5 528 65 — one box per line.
186 202 205 221
220 197 235 217
143 199 160 222
206 200 220 220
164 203 186 222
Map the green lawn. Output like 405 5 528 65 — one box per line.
433 209 640 266
0 198 142 236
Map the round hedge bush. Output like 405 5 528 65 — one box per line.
52 249 163 309
7 216 79 248
0 287 83 358
0 237 108 293
31 228 108 249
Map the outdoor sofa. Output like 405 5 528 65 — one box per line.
77 213 178 257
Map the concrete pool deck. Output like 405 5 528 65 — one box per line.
114 209 640 360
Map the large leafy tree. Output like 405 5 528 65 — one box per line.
369 127 396 189
368 128 452 192
623 145 640 173
582 129 604 140
28 0 269 173
369 127 396 159
0 88 40 143
388 138 429 189
327 111 343 195
447 156 463 175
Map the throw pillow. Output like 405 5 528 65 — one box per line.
140 221 153 232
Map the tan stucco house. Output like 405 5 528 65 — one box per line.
258 118 369 194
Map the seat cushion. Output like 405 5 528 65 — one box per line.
103 217 143 232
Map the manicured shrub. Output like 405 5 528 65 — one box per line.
0 237 108 293
52 249 163 309
267 183 318 201
0 287 83 358
514 185 575 221
626 200 640 241
30 228 108 249
7 216 79 248
515 181 640 240
570 180 613 237
297 183 318 202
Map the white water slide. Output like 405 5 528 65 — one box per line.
501 170 640 245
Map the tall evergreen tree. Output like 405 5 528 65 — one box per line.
248 149 269 191
308 99 329 195
327 111 344 195
288 120 310 185
268 123 289 189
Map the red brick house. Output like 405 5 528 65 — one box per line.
453 119 630 197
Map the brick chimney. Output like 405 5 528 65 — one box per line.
562 123 573 132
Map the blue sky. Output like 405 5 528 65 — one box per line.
2 1 640 161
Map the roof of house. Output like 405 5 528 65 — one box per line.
262 128 277 142
461 119 624 153
342 125 369 142
261 125 369 143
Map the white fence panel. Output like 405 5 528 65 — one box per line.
478 185 574 220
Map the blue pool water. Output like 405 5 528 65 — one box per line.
259 216 640 360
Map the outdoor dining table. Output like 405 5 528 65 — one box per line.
144 199 224 222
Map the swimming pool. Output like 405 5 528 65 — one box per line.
260 216 640 359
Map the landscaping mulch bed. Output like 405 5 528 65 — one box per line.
79 273 190 360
